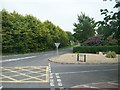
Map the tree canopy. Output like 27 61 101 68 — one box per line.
73 13 96 43
96 2 120 45
1 9 69 53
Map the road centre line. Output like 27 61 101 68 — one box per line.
1 56 36 63
53 69 118 75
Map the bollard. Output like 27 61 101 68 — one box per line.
84 55 86 62
77 53 79 61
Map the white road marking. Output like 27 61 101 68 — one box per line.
50 73 53 76
57 79 62 82
58 82 63 87
55 69 118 75
56 73 60 78
49 63 55 88
59 87 64 90
49 69 51 71
1 56 36 63
72 81 118 88
82 85 98 88
55 73 59 76
50 76 53 79
50 82 55 86
0 86 3 90
90 81 117 85
48 63 50 67
49 63 64 89
107 82 118 85
55 73 63 88
56 75 60 78
50 79 54 82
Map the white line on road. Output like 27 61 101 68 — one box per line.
54 69 118 75
58 82 63 87
55 73 63 88
49 63 55 89
50 82 55 86
56 75 60 78
1 56 36 63
50 79 54 82
57 79 62 82
82 85 98 88
0 86 3 90
50 76 53 79
72 81 118 88
107 82 118 85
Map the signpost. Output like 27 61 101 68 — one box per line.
55 43 60 56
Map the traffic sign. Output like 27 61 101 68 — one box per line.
55 43 60 48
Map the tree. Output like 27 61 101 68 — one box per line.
2 9 69 53
96 2 120 45
66 31 74 45
73 13 96 44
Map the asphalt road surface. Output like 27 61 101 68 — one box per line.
0 48 119 90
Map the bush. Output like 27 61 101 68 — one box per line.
106 51 116 58
73 46 120 54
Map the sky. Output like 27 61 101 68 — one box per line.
0 0 117 33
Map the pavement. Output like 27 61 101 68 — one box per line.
48 53 119 64
0 48 119 90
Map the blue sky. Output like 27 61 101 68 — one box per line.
0 0 117 33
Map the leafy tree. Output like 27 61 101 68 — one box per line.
96 2 120 45
2 9 14 53
66 31 74 45
1 9 69 53
73 13 96 43
43 20 68 48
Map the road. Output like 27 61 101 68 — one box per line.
0 48 119 90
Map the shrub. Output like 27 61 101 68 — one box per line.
73 46 120 54
106 51 116 58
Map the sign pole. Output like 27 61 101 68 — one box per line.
57 47 58 56
55 43 60 56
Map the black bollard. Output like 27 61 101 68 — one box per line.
77 54 79 61
84 55 86 62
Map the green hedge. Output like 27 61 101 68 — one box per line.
73 46 120 54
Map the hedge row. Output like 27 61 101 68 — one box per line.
73 46 120 54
